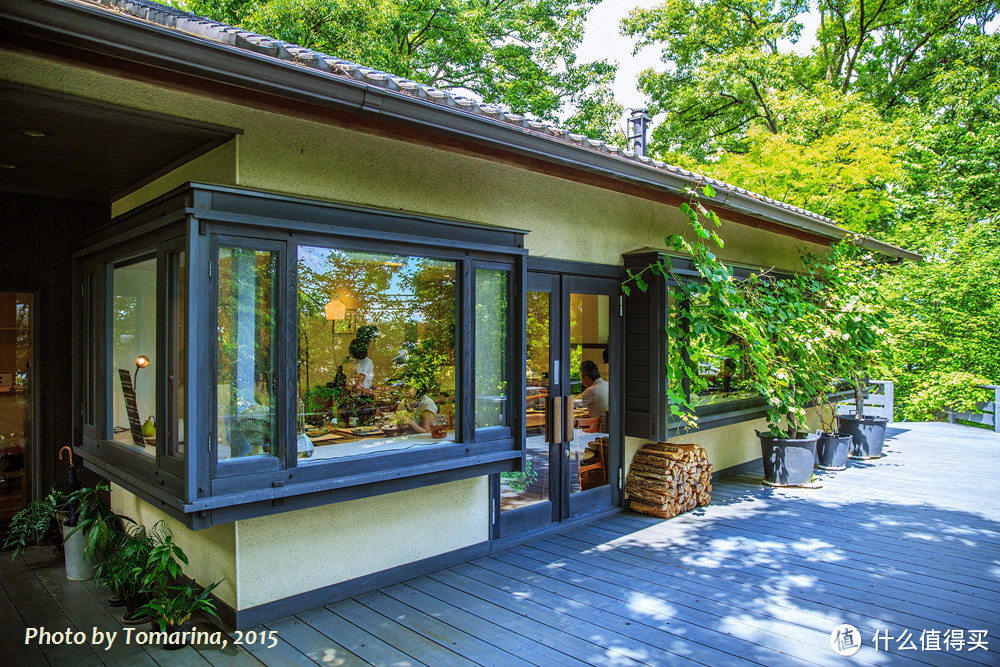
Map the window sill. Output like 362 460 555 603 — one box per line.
78 438 520 528
667 390 856 436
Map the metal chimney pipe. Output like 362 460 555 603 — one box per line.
628 108 651 156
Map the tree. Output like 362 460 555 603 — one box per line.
176 0 622 139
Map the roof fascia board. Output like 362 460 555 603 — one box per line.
3 0 921 262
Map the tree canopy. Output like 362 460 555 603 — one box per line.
176 0 623 139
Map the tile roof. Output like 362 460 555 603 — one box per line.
79 0 839 228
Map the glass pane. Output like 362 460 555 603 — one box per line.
167 252 186 458
110 258 157 457
502 289 549 511
0 292 33 527
217 247 278 460
297 247 457 461
570 293 610 493
475 269 508 429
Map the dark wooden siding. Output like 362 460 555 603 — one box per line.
0 192 110 497
623 251 668 441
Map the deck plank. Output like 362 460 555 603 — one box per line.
0 551 105 667
356 590 535 667
380 581 590 667
0 574 48 666
297 605 426 667
261 616 367 667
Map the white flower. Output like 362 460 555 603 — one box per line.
842 333 851 340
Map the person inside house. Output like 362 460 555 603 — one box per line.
347 325 379 396
577 359 608 419
401 384 439 434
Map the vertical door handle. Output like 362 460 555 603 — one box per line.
564 396 574 443
548 396 562 443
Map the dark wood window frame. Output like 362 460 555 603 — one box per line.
74 184 527 528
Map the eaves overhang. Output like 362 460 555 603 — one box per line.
0 0 922 262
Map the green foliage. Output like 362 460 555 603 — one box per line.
501 457 538 493
141 581 222 630
904 371 992 421
393 339 447 398
3 488 59 559
176 0 621 138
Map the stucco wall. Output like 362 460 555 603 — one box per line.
2 50 825 274
235 476 488 609
110 484 238 609
111 477 488 611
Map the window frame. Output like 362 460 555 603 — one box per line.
74 184 526 528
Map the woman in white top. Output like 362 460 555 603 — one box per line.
404 385 438 433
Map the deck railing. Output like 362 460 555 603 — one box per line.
946 384 1000 433
836 380 894 423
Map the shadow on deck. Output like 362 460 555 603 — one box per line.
2 421 998 666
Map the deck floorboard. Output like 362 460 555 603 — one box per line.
2 422 997 666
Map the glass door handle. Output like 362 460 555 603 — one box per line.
564 449 571 458
564 396 574 443
548 396 562 443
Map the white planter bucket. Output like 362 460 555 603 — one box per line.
61 521 95 581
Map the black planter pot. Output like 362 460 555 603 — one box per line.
838 415 889 459
816 432 852 470
151 620 191 650
758 432 820 486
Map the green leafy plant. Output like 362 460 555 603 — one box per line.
393 339 447 398
141 581 222 630
906 371 992 422
501 458 538 494
135 523 223 630
3 487 60 559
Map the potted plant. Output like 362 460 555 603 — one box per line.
380 408 413 437
94 520 167 624
138 526 223 649
814 388 852 470
4 482 118 580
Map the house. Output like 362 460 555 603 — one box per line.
0 0 919 628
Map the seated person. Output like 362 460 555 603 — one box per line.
402 384 439 434
347 326 379 396
578 359 608 419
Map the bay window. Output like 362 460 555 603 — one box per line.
74 184 525 528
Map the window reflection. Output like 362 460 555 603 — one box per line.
217 247 278 459
297 247 457 460
474 269 508 429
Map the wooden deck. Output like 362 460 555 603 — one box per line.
3 421 998 665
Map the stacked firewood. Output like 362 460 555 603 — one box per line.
626 442 713 519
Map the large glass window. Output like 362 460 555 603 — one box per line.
217 247 279 460
475 269 509 429
110 257 157 457
296 247 457 460
670 288 756 411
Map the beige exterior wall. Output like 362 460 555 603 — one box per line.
2 49 824 274
235 476 488 609
111 477 487 611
